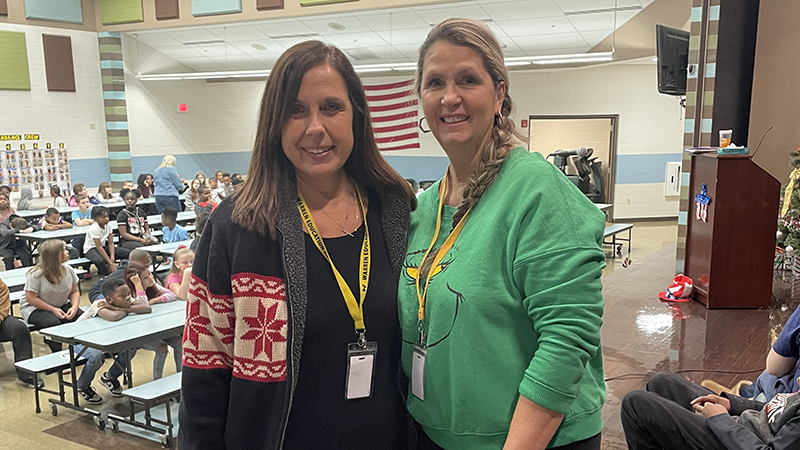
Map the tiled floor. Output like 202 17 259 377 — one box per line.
0 219 791 449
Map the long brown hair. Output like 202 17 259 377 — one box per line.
415 18 522 227
124 261 160 300
29 239 66 284
97 182 112 199
231 40 416 238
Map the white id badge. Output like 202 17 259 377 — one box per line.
345 341 377 400
411 346 426 401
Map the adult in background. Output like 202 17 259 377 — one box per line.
179 40 416 450
20 239 82 352
398 19 605 450
0 192 16 223
153 155 184 214
16 186 34 211
0 277 40 388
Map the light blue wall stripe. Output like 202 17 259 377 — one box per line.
69 158 111 187
105 122 129 130
615 153 683 184
678 211 688 226
709 5 720 21
24 0 83 24
684 119 695 133
681 172 690 187
103 91 126 100
691 7 702 22
110 173 131 182
192 0 241 17
108 151 131 160
705 63 716 78
701 118 713 133
97 32 121 38
100 60 124 69
382 155 449 183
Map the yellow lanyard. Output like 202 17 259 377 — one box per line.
297 187 371 336
414 173 471 341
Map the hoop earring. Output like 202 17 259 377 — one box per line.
418 117 431 133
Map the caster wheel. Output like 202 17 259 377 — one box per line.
616 245 623 257
109 420 119 433
50 404 58 417
94 416 105 431
160 434 171 448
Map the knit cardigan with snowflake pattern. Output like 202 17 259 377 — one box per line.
178 175 411 450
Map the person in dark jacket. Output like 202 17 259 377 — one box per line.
622 371 800 449
0 215 35 270
178 40 416 450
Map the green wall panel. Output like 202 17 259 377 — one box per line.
0 30 31 90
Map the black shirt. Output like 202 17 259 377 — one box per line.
282 190 407 450
116 207 148 243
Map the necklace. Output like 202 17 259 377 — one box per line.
319 191 358 237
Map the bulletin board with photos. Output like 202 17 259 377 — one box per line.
0 144 71 196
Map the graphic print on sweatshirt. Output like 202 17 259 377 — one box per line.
403 246 464 348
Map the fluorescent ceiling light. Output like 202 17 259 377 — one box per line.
136 52 613 81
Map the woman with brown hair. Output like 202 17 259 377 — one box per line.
179 40 416 450
398 19 606 450
20 239 82 352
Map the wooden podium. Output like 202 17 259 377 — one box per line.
684 153 779 308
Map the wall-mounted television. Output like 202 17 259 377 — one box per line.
656 24 690 96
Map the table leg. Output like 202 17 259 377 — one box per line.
69 344 79 406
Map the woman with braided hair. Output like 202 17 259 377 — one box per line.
398 18 606 450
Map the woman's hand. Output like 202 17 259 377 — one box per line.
65 304 80 319
691 395 731 418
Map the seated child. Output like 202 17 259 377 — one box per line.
36 207 72 231
125 262 181 379
88 249 151 302
70 194 93 257
193 187 217 216
165 247 193 300
73 277 152 403
51 185 67 207
68 183 88 207
160 207 188 243
622 372 800 449
84 206 130 276
0 278 40 388
190 212 209 253
0 216 35 270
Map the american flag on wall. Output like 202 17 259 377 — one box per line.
364 79 420 151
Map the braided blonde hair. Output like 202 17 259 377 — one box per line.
415 18 522 228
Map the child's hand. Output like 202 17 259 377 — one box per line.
21 227 33 233
130 273 143 289
691 395 731 418
149 297 161 305
96 300 109 309
108 262 117 272
184 267 193 277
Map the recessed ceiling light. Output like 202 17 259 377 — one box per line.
500 43 507 48
328 22 346 31
251 43 267 51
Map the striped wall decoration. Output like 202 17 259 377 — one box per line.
676 0 719 273
98 31 131 188
364 80 420 151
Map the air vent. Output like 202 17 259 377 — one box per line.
564 5 642 16
267 32 320 39
344 47 380 61
183 39 226 46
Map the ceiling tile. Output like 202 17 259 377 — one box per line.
252 20 316 38
301 16 372 35
497 16 576 37
412 4 490 25
132 32 183 48
376 27 432 46
527 45 593 56
206 24 267 42
511 32 590 51
355 11 430 32
271 36 328 49
393 44 425 59
481 0 564 21
485 21 508 38
157 46 204 59
553 0 642 13
173 57 225 71
579 29 612 47
323 31 389 49
228 39 282 56
189 43 246 58
168 28 221 44
566 10 638 32
344 45 410 61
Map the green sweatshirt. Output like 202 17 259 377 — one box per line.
399 148 606 449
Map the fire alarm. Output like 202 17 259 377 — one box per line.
521 119 528 128
178 103 188 113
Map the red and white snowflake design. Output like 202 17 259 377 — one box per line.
182 273 288 383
